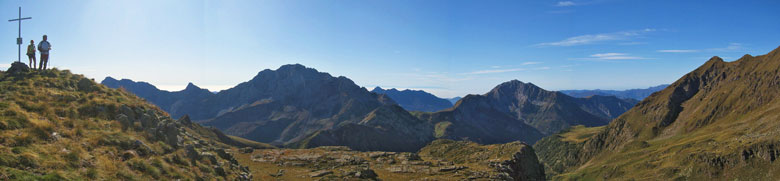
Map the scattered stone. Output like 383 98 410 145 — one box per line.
270 169 285 177
438 166 468 172
355 168 378 179
240 147 254 154
121 150 138 161
309 170 333 177
50 132 61 141
134 139 154 156
369 152 395 158
185 145 199 163
215 148 232 160
214 165 227 176
387 165 415 173
7 62 30 74
316 146 352 151
201 152 218 164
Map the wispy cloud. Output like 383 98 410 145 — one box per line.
556 1 576 6
467 62 546 74
657 43 745 53
577 53 650 61
521 61 542 65
658 49 699 53
463 68 527 75
535 29 655 47
394 72 473 83
708 43 744 52
0 63 9 69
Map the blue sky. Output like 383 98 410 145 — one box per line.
2 0 779 98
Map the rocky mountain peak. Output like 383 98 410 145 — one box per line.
184 82 202 91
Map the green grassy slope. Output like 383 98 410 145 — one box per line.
0 66 254 180
535 47 780 180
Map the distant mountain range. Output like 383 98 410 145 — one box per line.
104 64 432 152
416 80 637 145
101 78 215 118
535 46 780 180
103 64 635 150
559 84 669 100
370 87 453 112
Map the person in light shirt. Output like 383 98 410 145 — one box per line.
37 35 52 70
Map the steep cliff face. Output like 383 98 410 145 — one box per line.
535 46 780 180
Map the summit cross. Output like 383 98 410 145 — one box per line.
8 7 32 62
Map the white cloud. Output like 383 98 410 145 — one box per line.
535 29 655 47
534 67 551 70
556 1 576 6
0 63 10 69
583 53 649 60
658 49 699 53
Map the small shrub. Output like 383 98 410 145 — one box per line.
64 148 81 167
98 133 134 149
171 154 189 166
13 133 34 146
85 168 98 179
39 173 66 181
30 121 54 140
129 159 161 179
18 152 39 168
0 153 17 166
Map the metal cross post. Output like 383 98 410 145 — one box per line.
8 7 32 62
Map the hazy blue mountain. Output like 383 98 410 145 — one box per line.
101 77 215 118
370 87 453 112
447 97 462 105
559 84 669 101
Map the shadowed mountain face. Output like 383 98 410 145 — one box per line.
417 80 637 145
535 46 780 180
560 84 668 101
104 64 432 152
370 87 453 112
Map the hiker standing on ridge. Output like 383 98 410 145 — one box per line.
37 35 51 70
26 40 36 69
